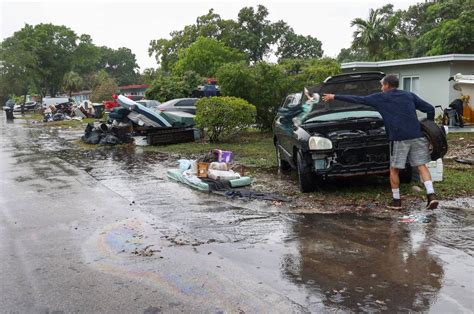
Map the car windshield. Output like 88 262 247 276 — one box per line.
305 110 382 123
303 79 381 121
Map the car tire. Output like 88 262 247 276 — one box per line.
296 150 316 193
420 119 448 160
399 165 412 183
275 143 291 171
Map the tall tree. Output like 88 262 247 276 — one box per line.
276 32 323 61
98 47 140 86
62 71 83 97
0 24 38 104
149 5 322 68
234 5 280 62
32 24 78 96
350 7 388 61
172 37 246 77
71 34 102 85
90 71 118 102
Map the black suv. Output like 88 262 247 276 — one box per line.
273 72 414 192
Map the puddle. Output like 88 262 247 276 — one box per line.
2 119 473 312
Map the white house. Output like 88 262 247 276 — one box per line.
341 54 474 111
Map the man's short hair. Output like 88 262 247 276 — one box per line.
381 75 399 88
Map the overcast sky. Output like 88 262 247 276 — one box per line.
1 0 413 71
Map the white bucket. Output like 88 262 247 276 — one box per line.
426 158 444 182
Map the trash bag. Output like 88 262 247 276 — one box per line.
43 113 53 122
99 134 120 145
82 130 101 144
52 113 65 121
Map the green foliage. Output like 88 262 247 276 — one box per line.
0 23 77 97
217 59 340 130
62 71 83 96
148 9 238 72
276 32 323 61
215 63 254 100
0 25 37 101
71 34 102 80
195 96 256 142
281 58 341 91
148 5 324 68
91 71 118 102
98 46 140 86
1 23 140 103
145 71 204 102
350 4 396 61
173 37 246 77
415 9 474 56
342 0 474 61
337 47 369 63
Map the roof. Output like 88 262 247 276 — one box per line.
118 84 150 90
341 54 474 69
71 90 92 95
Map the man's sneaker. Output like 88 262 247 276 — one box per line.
388 199 402 210
426 193 439 209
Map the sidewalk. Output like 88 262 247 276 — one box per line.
449 125 474 133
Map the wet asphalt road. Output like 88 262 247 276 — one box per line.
0 117 473 313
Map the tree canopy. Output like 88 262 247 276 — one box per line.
339 0 474 62
148 5 324 70
172 37 247 77
0 23 140 101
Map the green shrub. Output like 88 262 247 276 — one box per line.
195 96 256 142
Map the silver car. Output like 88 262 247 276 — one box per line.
156 98 198 115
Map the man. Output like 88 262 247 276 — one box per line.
322 74 438 210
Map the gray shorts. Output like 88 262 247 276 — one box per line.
390 137 431 169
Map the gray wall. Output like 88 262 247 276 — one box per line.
448 61 474 102
379 62 450 120
342 60 474 117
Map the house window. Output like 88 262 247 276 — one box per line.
402 76 420 94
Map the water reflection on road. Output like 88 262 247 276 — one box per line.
4 120 473 312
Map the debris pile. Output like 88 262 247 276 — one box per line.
43 100 101 122
81 123 133 145
167 150 290 202
80 95 199 146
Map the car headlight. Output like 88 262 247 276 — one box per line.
308 136 333 150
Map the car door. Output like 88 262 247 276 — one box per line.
274 95 296 160
176 99 196 114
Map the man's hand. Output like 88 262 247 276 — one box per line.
322 94 335 102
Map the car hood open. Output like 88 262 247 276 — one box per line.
303 72 384 122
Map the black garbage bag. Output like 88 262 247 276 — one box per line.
52 113 65 121
43 113 53 122
82 130 102 144
99 134 120 145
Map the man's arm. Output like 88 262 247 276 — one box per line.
322 93 380 108
412 93 435 121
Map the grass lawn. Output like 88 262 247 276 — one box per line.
16 112 96 128
148 130 473 200
145 130 277 168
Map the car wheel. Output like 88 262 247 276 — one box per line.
399 165 412 183
421 119 448 160
296 150 316 193
275 143 291 171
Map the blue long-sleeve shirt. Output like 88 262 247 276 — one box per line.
335 89 435 141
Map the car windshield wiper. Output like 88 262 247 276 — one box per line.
335 116 379 121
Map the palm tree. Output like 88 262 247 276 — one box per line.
351 8 387 61
62 71 83 97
